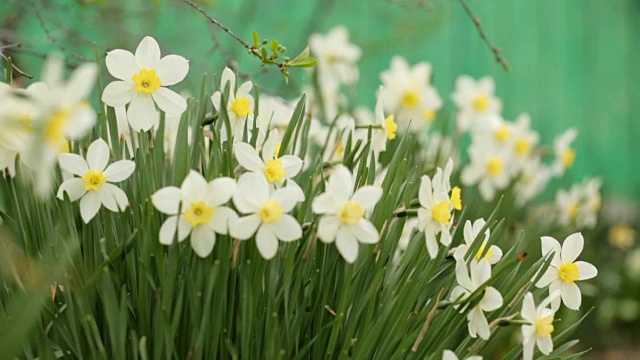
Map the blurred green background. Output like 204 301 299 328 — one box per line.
2 0 639 199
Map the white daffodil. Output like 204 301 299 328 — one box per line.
453 219 502 265
554 178 601 229
451 75 502 132
23 56 97 194
423 133 458 169
418 159 462 258
309 25 361 89
0 83 40 176
151 170 237 258
312 165 382 263
450 258 503 340
102 36 188 132
520 291 560 360
510 114 539 171
256 94 294 132
461 141 512 201
536 233 598 310
234 129 303 188
551 128 577 176
364 87 397 156
379 56 442 133
442 349 482 360
57 139 135 223
211 67 254 141
230 172 303 260
515 157 551 207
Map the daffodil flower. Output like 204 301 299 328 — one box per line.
312 165 382 263
211 67 254 141
57 139 135 223
229 172 303 260
551 128 577 177
536 233 598 310
520 291 561 360
102 36 189 132
152 171 237 257
451 75 502 132
460 142 511 202
442 349 482 360
453 218 503 265
451 258 503 340
309 25 361 89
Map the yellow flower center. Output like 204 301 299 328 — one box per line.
327 52 340 64
485 157 504 177
231 97 252 117
495 126 511 142
184 201 215 227
45 108 71 150
535 315 554 338
264 158 286 183
423 109 436 123
514 138 531 155
562 148 576 167
81 170 107 191
475 241 494 261
260 200 283 223
473 95 489 112
340 201 365 225
431 200 451 225
335 142 344 156
384 114 398 140
569 202 580 220
401 90 420 108
558 262 579 284
451 186 462 211
609 224 635 248
591 194 602 211
132 68 162 94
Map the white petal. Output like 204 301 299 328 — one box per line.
177 217 192 242
312 193 337 214
522 337 535 360
280 155 303 178
104 160 135 182
327 166 354 202
102 81 136 106
350 220 379 244
480 286 503 311
97 185 119 212
127 94 158 132
229 214 261 240
442 350 458 360
541 236 562 265
272 186 301 212
520 293 536 322
153 87 187 115
156 55 189 86
234 142 264 172
220 67 236 93
419 176 433 206
105 49 138 81
159 215 178 245
471 259 491 288
209 206 238 235
576 261 598 280
191 226 215 258
58 153 88 176
317 215 340 243
180 170 207 203
425 232 439 259
536 335 554 355
561 282 582 310
561 232 584 263
256 226 278 260
86 138 110 171
57 178 87 201
151 186 182 214
66 63 97 100
100 183 129 211
455 259 473 291
535 268 558 288
80 191 101 223
270 215 302 242
336 231 359 263
233 173 268 213
206 177 236 206
351 186 382 211
468 307 490 339
134 36 161 69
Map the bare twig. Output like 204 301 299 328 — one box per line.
412 288 444 352
0 43 33 79
458 0 509 72
29 0 87 62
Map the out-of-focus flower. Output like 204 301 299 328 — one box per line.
520 291 560 360
102 36 189 132
442 349 482 360
309 25 361 90
609 223 635 249
57 139 135 223
461 141 511 202
451 75 502 132
551 128 577 176
555 178 601 229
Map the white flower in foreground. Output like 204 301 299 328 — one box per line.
211 67 254 141
312 165 382 263
461 141 511 201
520 291 560 360
451 258 503 340
309 25 361 88
234 130 303 187
442 349 482 360
451 75 502 132
102 36 189 132
551 128 577 176
57 139 135 223
151 170 237 257
453 219 502 265
536 233 598 310
230 173 303 259
418 159 462 258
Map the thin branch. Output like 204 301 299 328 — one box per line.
458 0 509 72
0 44 33 79
29 0 88 62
